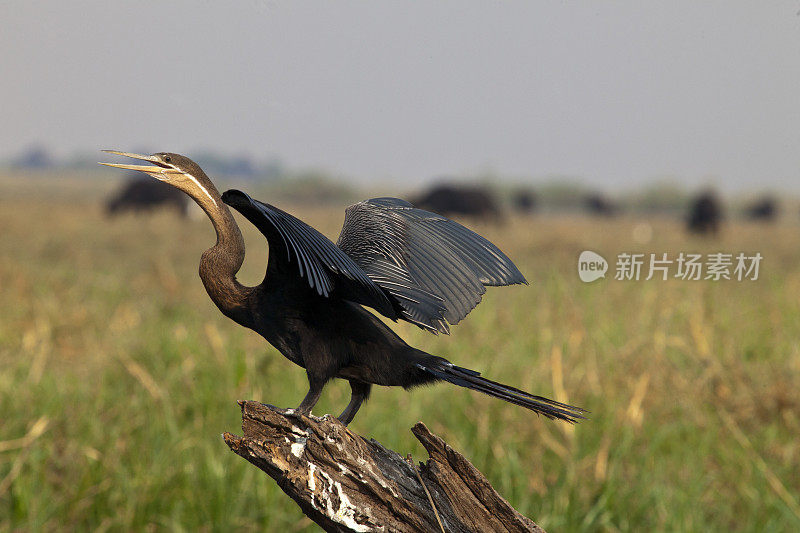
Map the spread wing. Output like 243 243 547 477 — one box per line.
221 190 396 319
337 197 526 334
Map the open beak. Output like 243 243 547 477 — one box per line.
99 150 181 176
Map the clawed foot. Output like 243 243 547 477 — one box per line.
291 406 312 417
289 406 351 426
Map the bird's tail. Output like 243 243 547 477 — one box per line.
416 358 586 423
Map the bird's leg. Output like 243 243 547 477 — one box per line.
337 381 372 426
295 373 326 416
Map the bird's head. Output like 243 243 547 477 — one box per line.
100 150 220 211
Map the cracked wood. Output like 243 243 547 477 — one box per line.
223 401 544 533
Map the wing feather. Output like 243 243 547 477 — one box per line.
221 190 395 317
337 197 526 334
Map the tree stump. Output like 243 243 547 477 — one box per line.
223 401 545 532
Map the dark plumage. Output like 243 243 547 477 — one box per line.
102 151 584 425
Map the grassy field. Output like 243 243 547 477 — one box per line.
1 174 799 531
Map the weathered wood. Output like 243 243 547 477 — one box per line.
223 401 545 532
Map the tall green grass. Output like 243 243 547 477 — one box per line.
1 177 799 531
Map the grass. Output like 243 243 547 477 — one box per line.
1 175 799 531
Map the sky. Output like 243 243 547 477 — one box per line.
2 1 800 191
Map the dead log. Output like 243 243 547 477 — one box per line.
223 401 545 532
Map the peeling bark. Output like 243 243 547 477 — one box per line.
223 401 544 532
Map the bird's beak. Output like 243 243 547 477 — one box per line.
99 150 181 176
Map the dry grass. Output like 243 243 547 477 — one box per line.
1 175 799 531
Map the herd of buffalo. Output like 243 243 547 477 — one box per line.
105 173 780 234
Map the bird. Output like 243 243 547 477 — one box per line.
101 151 585 425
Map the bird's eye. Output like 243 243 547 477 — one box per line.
163 155 171 163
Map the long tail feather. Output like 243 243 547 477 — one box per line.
416 360 586 423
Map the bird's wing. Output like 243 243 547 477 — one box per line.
221 190 396 319
337 197 526 334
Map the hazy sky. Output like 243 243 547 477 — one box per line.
3 2 800 191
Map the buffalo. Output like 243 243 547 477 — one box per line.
511 189 537 214
585 193 617 216
412 184 502 220
745 197 777 222
106 176 189 217
687 192 722 234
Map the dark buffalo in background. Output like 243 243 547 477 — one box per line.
744 197 777 222
511 188 537 214
687 191 722 234
106 175 189 217
412 183 502 220
585 193 617 216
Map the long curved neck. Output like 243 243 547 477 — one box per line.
195 185 253 325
